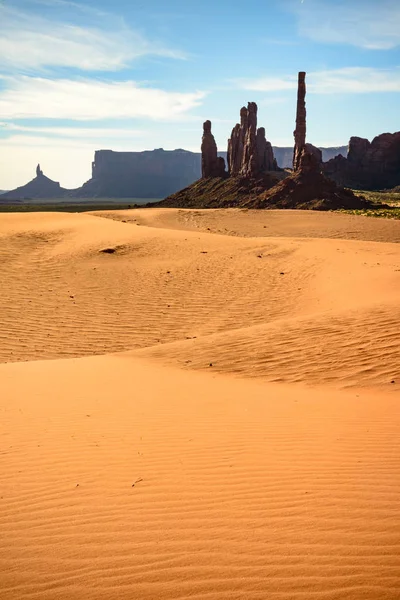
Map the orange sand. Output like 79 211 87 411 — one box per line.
0 208 399 599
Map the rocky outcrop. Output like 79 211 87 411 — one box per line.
228 102 278 177
251 149 377 211
256 128 277 173
157 68 381 211
304 143 322 167
0 166 68 200
227 107 247 176
324 132 400 189
293 71 306 171
156 149 378 211
201 121 226 178
154 172 283 209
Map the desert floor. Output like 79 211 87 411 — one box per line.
1 208 399 599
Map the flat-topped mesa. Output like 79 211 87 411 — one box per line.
293 71 306 171
201 120 226 178
228 102 277 177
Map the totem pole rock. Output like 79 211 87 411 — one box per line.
293 71 306 171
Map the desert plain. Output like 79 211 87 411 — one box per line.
1 207 399 599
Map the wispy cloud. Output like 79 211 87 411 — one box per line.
0 77 205 120
288 0 400 50
236 67 400 94
0 123 146 140
0 3 184 73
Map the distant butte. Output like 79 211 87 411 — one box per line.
0 165 68 200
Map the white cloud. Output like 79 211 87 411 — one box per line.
237 67 400 94
289 0 400 50
0 77 205 120
0 123 146 140
0 4 184 72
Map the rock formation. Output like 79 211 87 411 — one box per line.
157 70 382 211
252 148 376 210
227 107 247 176
0 165 68 200
304 143 323 167
156 147 376 211
201 121 226 178
227 102 278 178
77 148 204 198
256 128 277 173
323 132 400 189
293 71 306 171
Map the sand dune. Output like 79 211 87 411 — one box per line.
1 355 400 600
1 208 399 599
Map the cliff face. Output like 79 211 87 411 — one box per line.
76 149 202 198
324 133 400 189
0 166 68 200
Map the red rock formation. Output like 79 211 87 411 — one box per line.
347 136 371 165
241 102 258 177
257 127 276 172
228 103 277 177
293 71 306 171
323 131 400 189
227 107 248 176
201 120 225 178
252 148 374 210
304 143 322 167
158 148 377 211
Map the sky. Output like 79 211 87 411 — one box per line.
0 0 399 189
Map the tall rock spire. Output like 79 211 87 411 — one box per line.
293 71 306 171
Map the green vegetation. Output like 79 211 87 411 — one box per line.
337 190 400 220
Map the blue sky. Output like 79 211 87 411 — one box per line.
0 0 399 188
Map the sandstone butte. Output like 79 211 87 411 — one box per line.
0 164 69 200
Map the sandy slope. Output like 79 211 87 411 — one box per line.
1 208 400 599
0 210 399 391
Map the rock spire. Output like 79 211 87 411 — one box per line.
201 120 225 178
227 102 277 178
293 71 306 171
